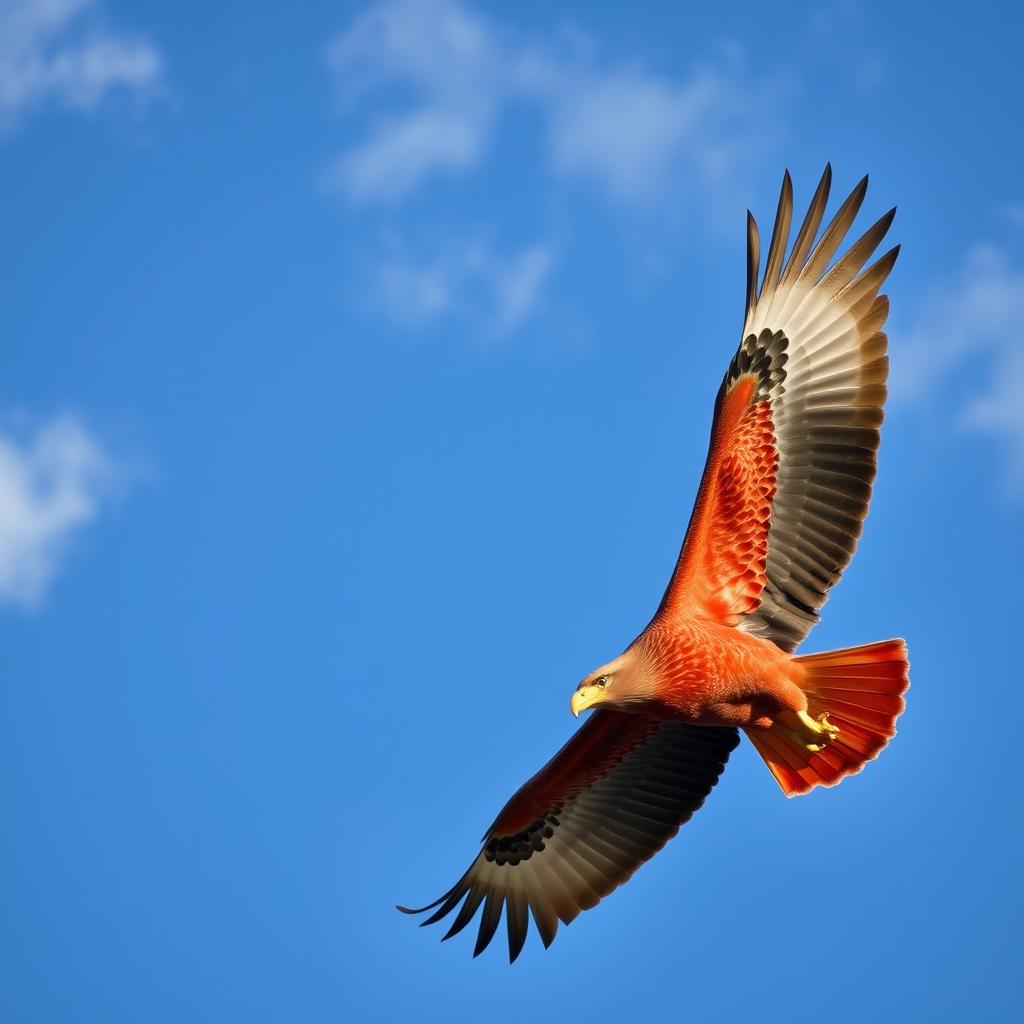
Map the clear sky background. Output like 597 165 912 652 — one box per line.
3 1 1022 1021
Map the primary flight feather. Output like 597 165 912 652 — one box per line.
399 166 910 962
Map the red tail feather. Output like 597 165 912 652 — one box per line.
747 639 909 797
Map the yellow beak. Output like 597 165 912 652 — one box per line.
570 684 604 718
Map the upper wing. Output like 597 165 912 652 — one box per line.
399 711 738 961
655 166 898 651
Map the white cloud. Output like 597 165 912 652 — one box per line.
324 104 490 203
327 0 496 106
893 241 1024 488
0 414 117 608
365 235 555 336
325 0 498 203
542 51 779 211
368 242 458 325
547 71 709 201
0 0 163 128
963 346 1024 487
491 242 554 333
326 0 786 212
327 0 789 335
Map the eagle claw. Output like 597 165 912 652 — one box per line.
778 709 840 752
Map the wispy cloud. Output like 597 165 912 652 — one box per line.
326 0 789 335
491 242 555 333
541 47 781 214
327 0 785 213
0 0 164 129
365 234 556 336
325 0 497 204
962 345 1024 488
894 241 1024 489
0 414 119 609
324 105 490 204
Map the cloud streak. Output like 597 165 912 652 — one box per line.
365 234 556 336
0 0 164 129
326 0 789 335
893 241 1024 489
325 0 498 204
327 0 785 213
0 414 118 608
541 48 778 212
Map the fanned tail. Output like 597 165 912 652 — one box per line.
747 639 909 797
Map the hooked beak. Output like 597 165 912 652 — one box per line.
570 684 604 718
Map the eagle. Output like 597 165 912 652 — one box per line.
400 166 909 961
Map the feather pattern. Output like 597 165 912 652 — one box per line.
398 712 737 961
656 166 898 651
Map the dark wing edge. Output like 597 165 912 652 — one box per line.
398 712 739 962
739 165 898 651
649 168 897 648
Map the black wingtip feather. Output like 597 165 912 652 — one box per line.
402 720 740 961
473 892 503 958
779 165 833 286
868 244 901 279
441 887 483 942
761 170 794 295
395 894 446 915
746 211 760 320
506 892 529 963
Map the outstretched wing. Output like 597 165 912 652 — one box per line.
399 712 737 961
655 166 898 651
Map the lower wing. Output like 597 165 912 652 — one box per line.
399 710 738 961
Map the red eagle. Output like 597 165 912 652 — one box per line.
401 167 909 961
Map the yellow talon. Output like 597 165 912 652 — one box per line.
777 709 841 752
815 712 840 741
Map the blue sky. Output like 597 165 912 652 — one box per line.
3 1 1022 1020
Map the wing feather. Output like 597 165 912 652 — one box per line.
399 711 738 961
779 163 832 287
745 211 761 322
761 170 793 294
654 168 898 650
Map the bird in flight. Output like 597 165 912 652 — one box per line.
400 166 910 961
